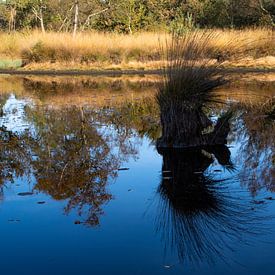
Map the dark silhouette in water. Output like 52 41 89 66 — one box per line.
157 104 232 149
155 146 266 265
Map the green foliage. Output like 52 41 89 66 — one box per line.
0 59 22 68
0 0 274 32
170 11 196 36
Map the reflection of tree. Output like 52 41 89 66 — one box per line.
0 127 32 185
29 106 123 226
155 146 264 265
0 91 161 225
0 103 140 226
233 101 275 195
0 93 32 184
97 98 160 142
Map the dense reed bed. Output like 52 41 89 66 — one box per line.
0 29 273 69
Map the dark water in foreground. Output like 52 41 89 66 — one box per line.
0 75 274 275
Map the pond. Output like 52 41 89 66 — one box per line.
0 74 274 275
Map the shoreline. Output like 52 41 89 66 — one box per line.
1 67 275 77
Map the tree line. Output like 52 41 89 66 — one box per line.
0 0 274 33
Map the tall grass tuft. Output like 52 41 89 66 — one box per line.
157 31 228 107
156 31 231 148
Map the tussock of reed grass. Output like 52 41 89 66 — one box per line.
0 29 273 68
156 31 232 148
157 31 228 108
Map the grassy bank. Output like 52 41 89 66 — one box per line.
0 29 274 71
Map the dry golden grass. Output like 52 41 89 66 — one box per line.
208 29 274 55
0 29 273 70
0 31 163 62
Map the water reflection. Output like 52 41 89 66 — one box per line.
0 100 141 225
155 147 267 265
0 75 274 272
0 82 274 222
232 100 275 195
30 107 124 226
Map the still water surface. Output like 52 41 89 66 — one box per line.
0 75 274 275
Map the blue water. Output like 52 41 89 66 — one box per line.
0 77 275 275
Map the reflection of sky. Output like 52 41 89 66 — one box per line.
0 94 35 134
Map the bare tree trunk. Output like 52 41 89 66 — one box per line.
81 8 109 31
128 15 132 34
32 0 46 33
258 0 275 26
9 7 16 33
73 0 79 38
58 4 75 32
229 0 235 28
39 2 45 34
